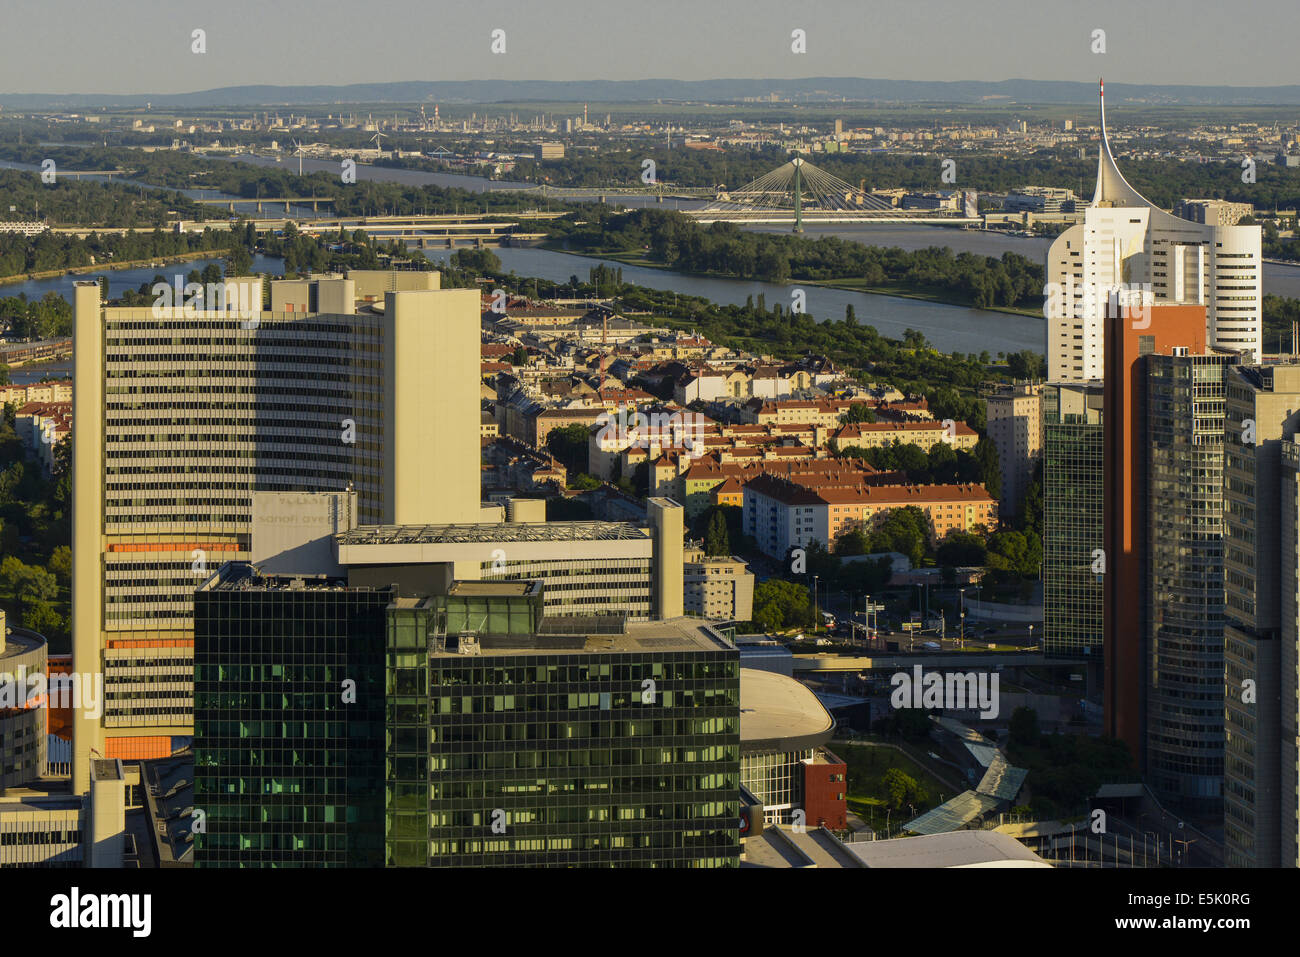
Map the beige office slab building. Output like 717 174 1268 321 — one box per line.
72 275 480 792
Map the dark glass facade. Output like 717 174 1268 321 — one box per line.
196 569 741 867
1146 352 1234 813
193 576 389 867
1042 382 1105 659
387 599 741 867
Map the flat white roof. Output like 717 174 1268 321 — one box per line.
845 830 1050 868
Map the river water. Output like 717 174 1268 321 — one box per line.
0 159 321 219
423 245 1046 355
11 152 1300 355
0 254 285 301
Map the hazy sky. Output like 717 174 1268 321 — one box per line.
3 0 1296 94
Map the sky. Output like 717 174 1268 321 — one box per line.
2 0 1296 95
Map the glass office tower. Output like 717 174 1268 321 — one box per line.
193 567 389 867
195 568 741 867
387 583 740 868
1042 382 1105 660
1145 350 1236 814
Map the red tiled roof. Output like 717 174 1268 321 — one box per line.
835 421 976 439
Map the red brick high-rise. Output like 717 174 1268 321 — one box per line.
1102 298 1208 768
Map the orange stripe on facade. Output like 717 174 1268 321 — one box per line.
104 639 194 649
106 543 244 553
104 736 174 760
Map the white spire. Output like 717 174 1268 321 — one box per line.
1092 78 1152 208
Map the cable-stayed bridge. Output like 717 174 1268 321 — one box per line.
685 157 979 229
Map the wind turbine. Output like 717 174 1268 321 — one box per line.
292 139 305 176
370 131 387 157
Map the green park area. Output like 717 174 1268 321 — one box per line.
833 740 950 831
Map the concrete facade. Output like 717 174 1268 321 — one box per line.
1222 364 1300 866
1046 84 1261 383
985 382 1041 516
71 275 480 792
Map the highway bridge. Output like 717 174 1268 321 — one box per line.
500 183 717 201
350 222 549 248
191 196 337 213
53 169 133 179
687 210 981 226
51 211 567 242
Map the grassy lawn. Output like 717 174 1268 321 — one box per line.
833 740 951 825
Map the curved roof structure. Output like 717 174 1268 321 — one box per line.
740 668 835 754
1093 79 1154 209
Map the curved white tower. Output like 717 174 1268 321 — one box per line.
1046 80 1262 381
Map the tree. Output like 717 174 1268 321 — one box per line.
752 578 814 631
835 527 870 556
0 462 23 505
937 531 986 567
987 529 1041 580
51 435 71 512
868 506 929 567
927 440 959 482
1015 459 1044 541
451 247 502 275
893 443 929 474
1006 349 1046 381
510 346 529 367
753 602 784 633
629 461 650 498
902 328 930 351
704 510 731 556
972 438 1002 500
0 556 58 603
880 768 928 810
21 599 64 639
1009 706 1041 748
228 243 253 277
842 403 877 424
545 423 593 477
49 545 72 584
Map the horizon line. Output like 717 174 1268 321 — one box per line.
5 75 1300 102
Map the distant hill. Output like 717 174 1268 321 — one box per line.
7 77 1300 108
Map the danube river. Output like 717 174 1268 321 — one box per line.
14 151 1300 356
424 245 1046 356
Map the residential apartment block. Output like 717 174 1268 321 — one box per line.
984 382 1042 516
742 473 995 559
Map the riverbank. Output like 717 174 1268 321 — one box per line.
0 248 231 288
541 244 1043 320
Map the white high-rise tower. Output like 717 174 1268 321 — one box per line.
1045 80 1262 381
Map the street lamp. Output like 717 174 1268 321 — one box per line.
813 575 820 633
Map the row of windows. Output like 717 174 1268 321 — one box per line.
0 830 82 846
